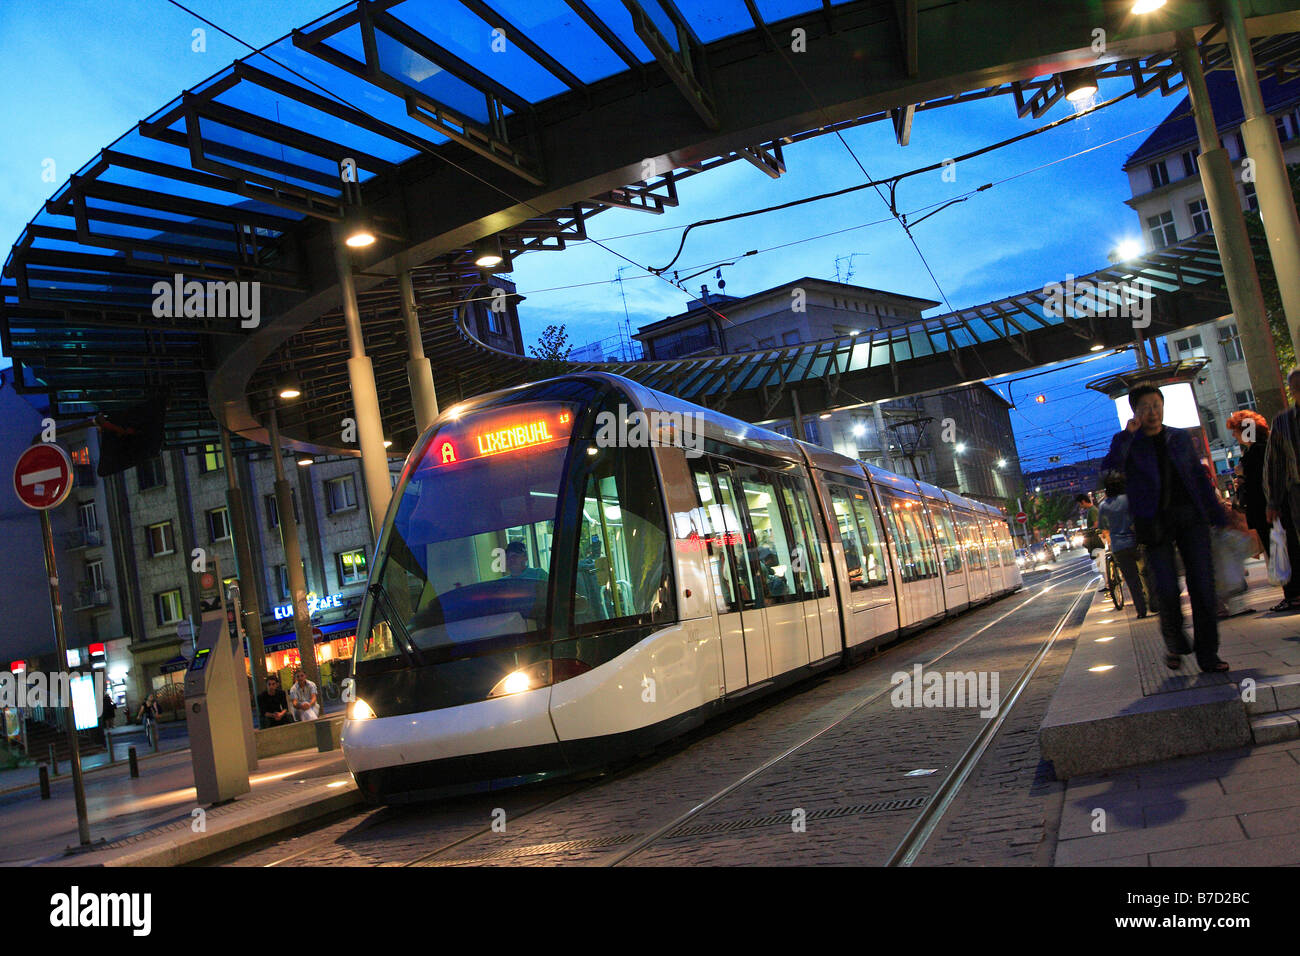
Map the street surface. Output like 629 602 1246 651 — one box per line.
211 557 1095 867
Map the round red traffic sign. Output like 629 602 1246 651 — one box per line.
1015 511 1028 524
311 627 324 642
12 443 74 510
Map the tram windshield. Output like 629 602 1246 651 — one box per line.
357 402 575 663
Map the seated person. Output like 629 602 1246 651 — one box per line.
504 540 548 581
759 548 788 597
258 676 294 727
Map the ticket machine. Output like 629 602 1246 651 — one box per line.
184 615 250 804
184 558 254 804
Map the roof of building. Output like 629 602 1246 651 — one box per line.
1125 71 1300 169
636 277 942 336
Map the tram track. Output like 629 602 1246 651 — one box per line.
229 558 1093 867
597 562 1096 867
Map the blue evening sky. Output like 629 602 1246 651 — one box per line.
0 0 1191 473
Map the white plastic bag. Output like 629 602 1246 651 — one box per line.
1214 527 1252 597
1269 520 1291 586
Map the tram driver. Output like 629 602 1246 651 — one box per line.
503 540 547 581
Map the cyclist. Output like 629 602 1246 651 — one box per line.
1098 471 1151 619
1077 493 1106 589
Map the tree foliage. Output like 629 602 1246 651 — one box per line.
1024 492 1077 537
528 323 572 377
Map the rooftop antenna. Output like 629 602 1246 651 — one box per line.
834 252 869 284
612 266 635 353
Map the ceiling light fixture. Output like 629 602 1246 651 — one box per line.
1062 68 1098 103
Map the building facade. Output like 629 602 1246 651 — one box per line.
637 279 1023 505
1124 71 1300 472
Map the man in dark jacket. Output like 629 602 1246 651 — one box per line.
1102 384 1229 673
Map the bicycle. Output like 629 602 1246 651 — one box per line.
1104 550 1125 610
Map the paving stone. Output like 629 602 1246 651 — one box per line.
1140 782 1300 828
1238 805 1300 839
1251 713 1300 745
1272 678 1300 711
1244 683 1278 715
1054 815 1244 866
1218 764 1300 793
1149 835 1300 866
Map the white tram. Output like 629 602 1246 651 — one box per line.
341 373 1021 802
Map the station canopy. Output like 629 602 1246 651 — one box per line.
3 1 1299 454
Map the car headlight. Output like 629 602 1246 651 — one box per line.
347 698 376 720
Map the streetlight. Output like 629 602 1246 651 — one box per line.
1132 0 1166 13
1062 68 1098 103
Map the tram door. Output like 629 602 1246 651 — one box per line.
733 465 811 677
690 459 770 691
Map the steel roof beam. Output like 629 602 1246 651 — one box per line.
457 0 587 92
624 0 719 130
564 0 646 74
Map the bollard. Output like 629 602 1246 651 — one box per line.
48 744 58 776
107 732 115 764
39 764 50 800
128 746 139 779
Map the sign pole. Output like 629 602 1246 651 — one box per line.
39 509 91 847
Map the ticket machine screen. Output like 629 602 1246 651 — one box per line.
189 647 211 673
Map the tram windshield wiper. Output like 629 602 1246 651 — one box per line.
367 582 424 667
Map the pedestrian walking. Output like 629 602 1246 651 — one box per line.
1102 384 1229 673
1229 410 1269 556
1263 369 1300 612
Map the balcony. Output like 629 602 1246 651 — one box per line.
62 527 104 550
73 583 112 610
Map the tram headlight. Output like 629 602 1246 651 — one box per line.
348 699 376 720
489 660 553 698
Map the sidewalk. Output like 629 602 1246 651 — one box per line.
0 704 357 867
1049 558 1300 865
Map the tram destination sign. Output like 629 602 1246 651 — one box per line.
13 443 74 510
433 403 575 467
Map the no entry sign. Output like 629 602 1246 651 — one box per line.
1015 512 1028 524
13 443 74 510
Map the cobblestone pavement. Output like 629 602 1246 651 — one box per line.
215 560 1097 867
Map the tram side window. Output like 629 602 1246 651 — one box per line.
961 514 985 570
932 506 963 574
983 521 1001 568
573 446 674 631
1002 526 1015 565
739 470 799 603
848 491 889 587
881 497 918 584
690 461 739 613
829 486 866 591
714 470 763 609
783 477 827 597
899 505 938 580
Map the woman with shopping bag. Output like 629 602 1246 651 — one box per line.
1262 369 1300 612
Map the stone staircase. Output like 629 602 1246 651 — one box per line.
1247 675 1300 743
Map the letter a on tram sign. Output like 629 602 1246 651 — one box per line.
13 443 74 510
